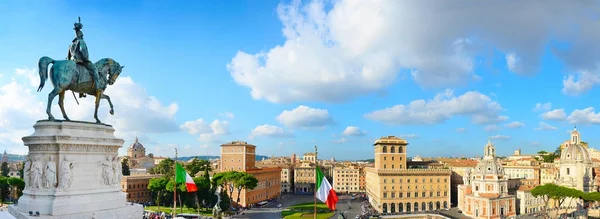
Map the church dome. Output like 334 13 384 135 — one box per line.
473 139 504 176
561 143 591 163
128 137 145 151
474 158 504 176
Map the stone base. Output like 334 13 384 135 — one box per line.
10 120 134 218
8 204 142 219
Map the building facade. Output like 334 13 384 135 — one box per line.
281 166 293 193
457 140 517 219
365 136 452 214
333 166 360 193
219 141 281 207
121 174 162 203
294 163 315 194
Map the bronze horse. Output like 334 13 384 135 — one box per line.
37 56 124 123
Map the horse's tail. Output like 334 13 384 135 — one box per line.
37 56 55 92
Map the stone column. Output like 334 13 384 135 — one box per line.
9 120 142 219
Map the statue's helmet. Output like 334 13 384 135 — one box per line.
74 22 83 30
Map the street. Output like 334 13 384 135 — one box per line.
231 194 361 219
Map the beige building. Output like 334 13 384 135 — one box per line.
281 167 293 193
294 162 316 194
516 185 544 215
220 141 281 207
457 140 517 218
438 159 478 207
540 163 559 185
333 166 360 193
121 174 162 203
303 153 316 163
503 159 540 185
124 138 155 170
365 136 452 213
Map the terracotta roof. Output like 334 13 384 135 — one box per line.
478 193 500 198
444 159 478 167
518 185 535 191
593 158 600 162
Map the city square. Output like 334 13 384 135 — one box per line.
1 1 600 219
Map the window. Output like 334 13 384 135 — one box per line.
414 192 418 197
392 165 395 169
384 164 387 169
384 157 387 160
422 192 426 197
567 168 570 175
382 146 387 153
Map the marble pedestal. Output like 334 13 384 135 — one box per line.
8 120 142 219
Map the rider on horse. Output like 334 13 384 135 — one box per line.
67 17 102 97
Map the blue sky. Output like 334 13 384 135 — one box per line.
1 1 600 160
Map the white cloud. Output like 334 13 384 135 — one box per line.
541 109 567 121
227 0 600 103
531 141 541 146
505 121 525 128
456 128 466 132
181 119 230 142
533 102 552 112
365 89 507 125
249 124 293 139
562 68 600 96
484 125 501 132
490 135 510 140
220 112 235 119
332 137 348 144
505 53 521 73
398 134 419 139
276 105 334 128
534 122 558 131
342 126 366 136
567 107 600 124
0 68 180 154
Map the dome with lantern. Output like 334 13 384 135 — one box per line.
473 139 505 177
560 143 591 164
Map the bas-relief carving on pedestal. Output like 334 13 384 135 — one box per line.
44 156 57 189
23 157 31 189
58 157 74 189
112 156 122 186
99 156 113 186
29 155 44 189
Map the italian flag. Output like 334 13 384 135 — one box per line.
315 167 338 210
175 162 198 192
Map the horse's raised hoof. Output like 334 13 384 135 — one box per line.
48 115 55 121
109 109 114 115
95 119 102 124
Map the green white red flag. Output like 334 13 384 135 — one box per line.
315 167 338 210
175 162 197 192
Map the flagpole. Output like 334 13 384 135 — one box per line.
173 147 178 218
314 145 318 219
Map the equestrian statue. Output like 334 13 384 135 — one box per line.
37 17 124 124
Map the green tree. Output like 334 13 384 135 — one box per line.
185 158 211 177
0 176 8 203
166 179 187 213
154 158 176 178
537 150 548 154
148 177 168 211
1 162 9 177
122 158 131 176
194 176 211 210
7 177 25 202
234 173 258 206
555 145 562 156
19 161 24 179
532 183 559 217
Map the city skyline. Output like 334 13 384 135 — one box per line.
2 1 600 160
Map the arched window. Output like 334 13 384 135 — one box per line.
406 203 411 212
398 202 403 212
414 202 419 211
421 202 426 211
390 203 395 213
429 202 433 211
382 203 388 213
390 147 395 153
443 201 448 209
436 201 441 210
382 146 387 153
567 168 570 175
